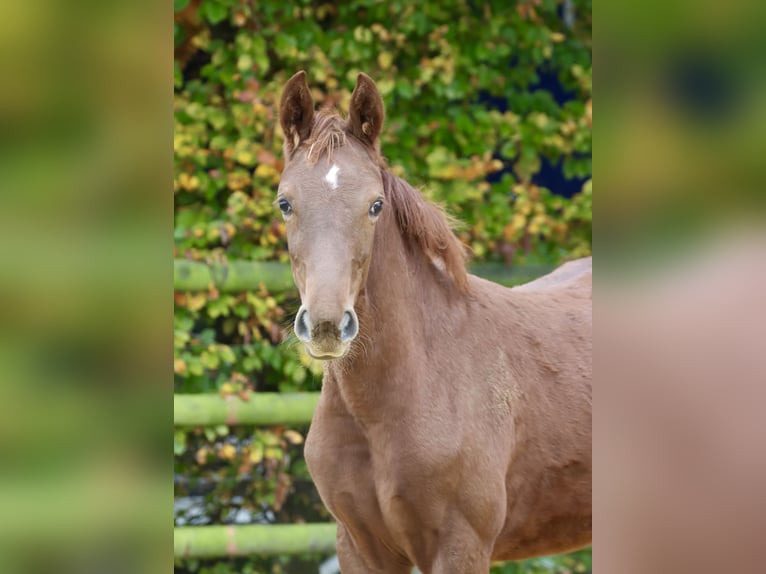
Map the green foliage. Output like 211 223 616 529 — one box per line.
175 0 591 571
491 547 592 573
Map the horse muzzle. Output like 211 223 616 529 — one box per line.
294 305 358 360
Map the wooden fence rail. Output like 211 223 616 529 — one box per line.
174 394 327 560
174 393 319 426
174 523 337 558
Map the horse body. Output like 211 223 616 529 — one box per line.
304 240 591 572
278 72 591 573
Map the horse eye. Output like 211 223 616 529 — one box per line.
278 198 293 215
369 199 383 218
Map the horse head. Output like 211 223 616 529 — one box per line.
277 71 386 360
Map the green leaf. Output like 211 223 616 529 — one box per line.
173 61 183 89
174 431 187 456
201 0 227 25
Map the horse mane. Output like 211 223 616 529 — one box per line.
300 108 469 291
381 170 469 291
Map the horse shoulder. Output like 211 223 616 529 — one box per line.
304 381 371 503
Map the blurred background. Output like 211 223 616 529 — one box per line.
174 1 591 573
0 0 169 572
3 0 763 570
598 2 766 573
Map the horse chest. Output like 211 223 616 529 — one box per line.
307 414 494 561
304 410 379 520
305 371 517 566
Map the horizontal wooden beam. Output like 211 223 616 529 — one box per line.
174 523 337 558
174 259 553 292
174 259 296 293
174 393 320 426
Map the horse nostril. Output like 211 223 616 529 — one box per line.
295 307 312 342
339 310 359 342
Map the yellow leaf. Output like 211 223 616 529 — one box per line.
174 358 187 374
177 173 200 191
236 150 255 165
219 444 236 460
472 242 486 258
237 55 253 72
283 430 304 445
255 164 279 179
227 172 251 191
378 52 393 70
532 113 550 129
264 446 283 460
186 292 207 312
249 444 264 464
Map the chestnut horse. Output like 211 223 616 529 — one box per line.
277 71 591 573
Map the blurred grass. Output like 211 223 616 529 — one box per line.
0 0 171 572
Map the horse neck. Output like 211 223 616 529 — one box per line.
326 208 465 419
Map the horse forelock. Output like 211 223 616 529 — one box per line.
292 109 385 166
302 111 347 164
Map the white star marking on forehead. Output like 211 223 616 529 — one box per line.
325 164 340 190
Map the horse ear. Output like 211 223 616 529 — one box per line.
279 71 315 154
348 72 385 146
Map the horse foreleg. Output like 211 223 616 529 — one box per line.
336 523 413 574
425 527 493 574
428 552 492 574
